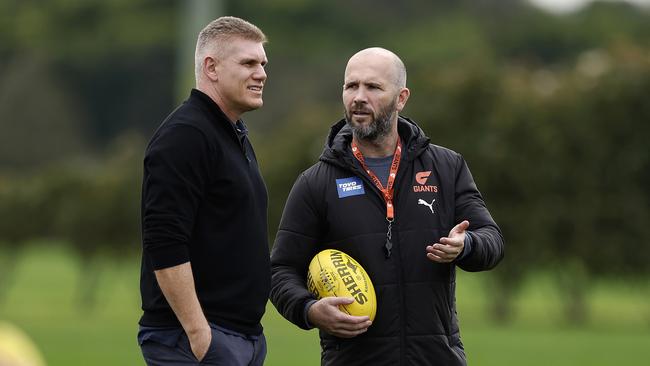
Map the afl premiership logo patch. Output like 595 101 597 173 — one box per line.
336 177 365 198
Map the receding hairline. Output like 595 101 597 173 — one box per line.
346 47 407 88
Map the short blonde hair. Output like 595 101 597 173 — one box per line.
194 16 267 80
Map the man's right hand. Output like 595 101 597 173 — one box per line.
154 263 213 361
307 297 372 338
187 326 212 361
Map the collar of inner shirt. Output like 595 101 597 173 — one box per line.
235 120 248 135
234 120 249 146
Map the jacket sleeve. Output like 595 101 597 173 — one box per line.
453 155 504 272
141 124 214 270
270 172 324 330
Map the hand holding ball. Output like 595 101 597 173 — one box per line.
306 249 376 321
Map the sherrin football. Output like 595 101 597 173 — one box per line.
306 249 376 321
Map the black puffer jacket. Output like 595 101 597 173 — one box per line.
270 117 504 365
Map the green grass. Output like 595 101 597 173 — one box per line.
1 245 649 365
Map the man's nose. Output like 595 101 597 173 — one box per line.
352 89 368 104
253 65 267 81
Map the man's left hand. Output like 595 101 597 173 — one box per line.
426 220 469 263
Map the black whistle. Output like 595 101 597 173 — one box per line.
384 238 393 258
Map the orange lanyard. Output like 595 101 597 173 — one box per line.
351 138 402 220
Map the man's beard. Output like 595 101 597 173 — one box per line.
345 100 397 142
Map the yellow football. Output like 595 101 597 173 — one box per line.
0 322 46 366
306 249 376 321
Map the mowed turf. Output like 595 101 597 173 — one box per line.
1 245 648 366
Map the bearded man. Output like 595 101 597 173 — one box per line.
269 47 504 366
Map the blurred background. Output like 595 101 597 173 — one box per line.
0 0 649 365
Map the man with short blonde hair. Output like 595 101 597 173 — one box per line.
194 16 267 81
139 16 270 366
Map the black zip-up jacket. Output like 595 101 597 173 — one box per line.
139 89 270 336
270 117 504 365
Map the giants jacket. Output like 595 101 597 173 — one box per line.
270 117 504 365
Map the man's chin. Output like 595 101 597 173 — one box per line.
246 99 264 111
351 125 379 141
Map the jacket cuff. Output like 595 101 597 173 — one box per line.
303 299 318 329
456 230 473 262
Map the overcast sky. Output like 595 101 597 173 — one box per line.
527 0 650 13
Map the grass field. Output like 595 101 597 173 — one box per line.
1 245 649 365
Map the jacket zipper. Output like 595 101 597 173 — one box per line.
229 122 251 164
393 165 410 366
348 158 411 365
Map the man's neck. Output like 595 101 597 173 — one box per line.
197 84 240 124
353 129 399 158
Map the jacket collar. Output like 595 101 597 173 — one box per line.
320 116 430 168
189 89 231 122
189 88 248 143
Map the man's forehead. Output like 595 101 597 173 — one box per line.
344 60 394 84
225 38 266 59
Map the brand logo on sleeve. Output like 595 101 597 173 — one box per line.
336 177 365 198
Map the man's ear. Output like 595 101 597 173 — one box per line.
203 56 219 82
396 87 410 112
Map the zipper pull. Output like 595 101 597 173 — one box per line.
385 218 393 258
384 237 392 258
